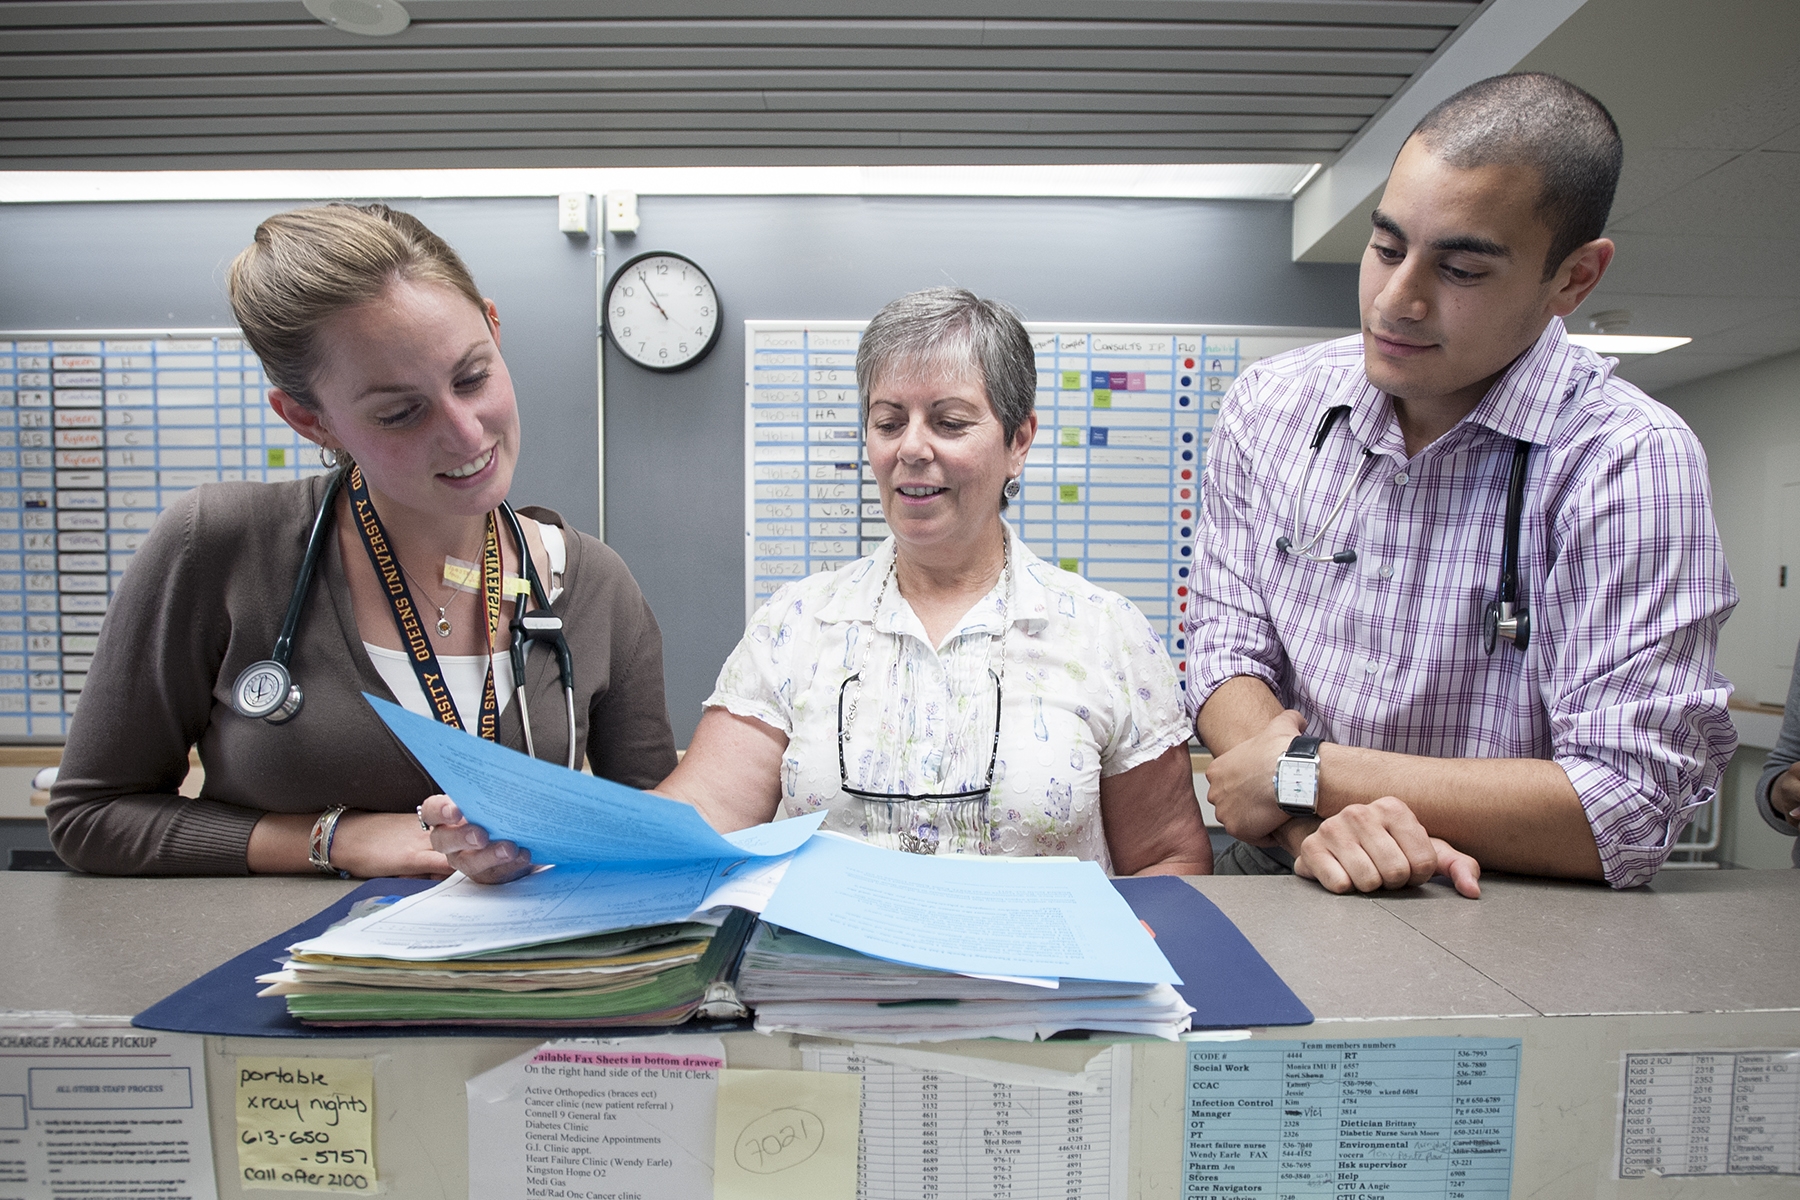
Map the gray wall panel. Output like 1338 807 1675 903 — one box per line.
0 194 1359 745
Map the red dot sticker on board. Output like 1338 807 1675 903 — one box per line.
1184 357 1196 368
1179 601 1188 612
1178 660 1186 670
1180 509 1191 519
1180 488 1191 499
1180 469 1192 480
1177 586 1188 596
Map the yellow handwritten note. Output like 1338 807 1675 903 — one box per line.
713 1069 860 1200
235 1057 376 1194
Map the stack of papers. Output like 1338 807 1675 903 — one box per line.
259 906 756 1028
736 924 1195 1042
296 698 1194 1040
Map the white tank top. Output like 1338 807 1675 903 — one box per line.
365 524 565 728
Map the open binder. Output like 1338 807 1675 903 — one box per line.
133 873 1310 1040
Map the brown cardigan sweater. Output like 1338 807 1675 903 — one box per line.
47 475 678 875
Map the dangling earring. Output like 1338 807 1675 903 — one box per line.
318 446 339 468
1003 476 1022 500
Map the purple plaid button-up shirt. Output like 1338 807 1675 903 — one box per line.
1183 320 1738 888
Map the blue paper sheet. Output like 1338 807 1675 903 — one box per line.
762 834 1183 985
368 694 822 864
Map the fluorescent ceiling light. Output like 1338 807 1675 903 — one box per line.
0 164 1319 205
1566 334 1693 355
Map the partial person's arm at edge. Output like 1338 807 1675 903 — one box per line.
1755 638 1800 837
1099 743 1213 876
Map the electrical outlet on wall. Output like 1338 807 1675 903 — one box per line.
606 193 640 234
558 193 590 235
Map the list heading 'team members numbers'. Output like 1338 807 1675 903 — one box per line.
744 322 1345 681
0 332 326 740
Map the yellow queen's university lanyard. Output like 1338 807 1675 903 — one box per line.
347 464 501 739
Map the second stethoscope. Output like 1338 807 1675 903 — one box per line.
1274 404 1532 655
228 467 581 768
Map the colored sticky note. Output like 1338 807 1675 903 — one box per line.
1060 557 1080 573
713 1069 860 1200
1092 390 1112 408
236 1057 376 1193
266 448 287 467
1059 484 1080 503
1090 371 1110 390
1127 371 1146 391
1060 426 1082 447
1088 426 1109 446
1109 371 1128 389
1060 371 1083 390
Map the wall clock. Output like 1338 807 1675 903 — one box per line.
603 251 722 372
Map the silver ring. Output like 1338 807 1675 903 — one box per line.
416 805 431 832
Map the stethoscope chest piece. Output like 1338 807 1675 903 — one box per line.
1482 599 1530 655
232 659 304 723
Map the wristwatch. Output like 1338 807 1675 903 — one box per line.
1274 736 1324 816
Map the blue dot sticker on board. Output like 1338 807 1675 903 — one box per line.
1088 427 1108 446
1180 546 1191 557
1179 396 1190 407
1182 432 1193 443
1178 567 1189 578
1181 526 1192 537
1182 450 1193 461
1181 375 1192 386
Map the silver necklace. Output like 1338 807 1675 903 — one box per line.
399 560 459 637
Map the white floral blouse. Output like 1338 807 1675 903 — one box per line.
705 524 1191 871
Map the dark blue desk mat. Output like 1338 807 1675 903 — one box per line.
1111 874 1312 1028
134 874 1310 1038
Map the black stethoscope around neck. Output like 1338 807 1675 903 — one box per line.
228 467 581 768
1274 404 1532 655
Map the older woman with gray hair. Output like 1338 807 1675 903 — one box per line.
433 287 1211 879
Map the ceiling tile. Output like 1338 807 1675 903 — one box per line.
1602 231 1800 300
1572 292 1795 341
1659 58 1800 153
1681 307 1800 359
1616 351 1766 395
1606 147 1739 224
1610 150 1800 237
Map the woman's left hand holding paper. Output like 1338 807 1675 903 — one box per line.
421 793 534 883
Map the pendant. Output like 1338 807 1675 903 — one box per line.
436 610 452 637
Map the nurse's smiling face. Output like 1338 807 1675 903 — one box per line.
865 366 1035 563
270 277 521 522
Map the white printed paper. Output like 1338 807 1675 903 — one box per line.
804 1043 1129 1199
466 1037 724 1199
0 1016 217 1200
1619 1049 1799 1178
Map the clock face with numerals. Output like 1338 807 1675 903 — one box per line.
604 251 722 372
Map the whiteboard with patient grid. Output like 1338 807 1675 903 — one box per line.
0 331 328 740
743 321 1349 698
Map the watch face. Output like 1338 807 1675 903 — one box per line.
605 251 722 372
1276 757 1319 813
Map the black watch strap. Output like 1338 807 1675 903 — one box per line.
1285 735 1323 760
